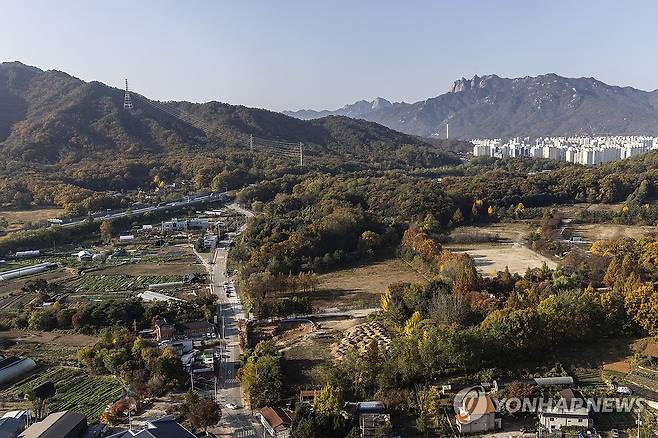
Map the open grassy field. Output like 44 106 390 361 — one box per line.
0 207 65 232
445 242 557 276
314 258 423 310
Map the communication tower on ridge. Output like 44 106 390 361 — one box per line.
123 79 133 110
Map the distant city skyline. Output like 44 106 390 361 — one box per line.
2 0 658 112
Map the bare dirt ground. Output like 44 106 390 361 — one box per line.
93 262 204 276
449 222 533 243
0 330 97 364
572 223 655 242
445 242 557 276
313 258 423 310
259 317 365 388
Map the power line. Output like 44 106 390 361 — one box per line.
132 93 306 165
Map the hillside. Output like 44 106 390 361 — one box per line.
285 74 658 139
0 62 458 167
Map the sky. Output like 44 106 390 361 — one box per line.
2 0 658 112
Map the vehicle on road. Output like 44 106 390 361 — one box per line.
610 429 620 437
225 403 238 410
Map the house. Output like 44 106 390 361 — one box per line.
259 407 293 438
187 218 209 230
455 392 500 434
153 319 176 341
105 416 195 437
75 251 92 262
299 390 317 405
19 411 87 438
1 411 31 432
181 321 215 339
538 388 593 432
0 417 23 438
118 235 135 244
202 234 218 249
357 401 391 438
161 218 187 232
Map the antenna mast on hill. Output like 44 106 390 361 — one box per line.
123 79 133 110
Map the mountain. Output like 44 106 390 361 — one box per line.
284 74 658 139
0 61 459 167
287 97 394 120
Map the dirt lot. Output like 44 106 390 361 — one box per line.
449 222 533 243
0 330 97 365
314 258 423 310
254 317 365 388
445 242 557 276
92 261 204 276
572 223 655 242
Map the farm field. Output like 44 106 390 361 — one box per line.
0 366 121 421
314 258 423 310
0 268 75 313
445 242 557 276
0 330 96 365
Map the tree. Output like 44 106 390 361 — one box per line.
189 397 222 434
314 384 343 416
100 220 112 242
452 208 464 224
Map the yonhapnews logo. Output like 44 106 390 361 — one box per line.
452 384 644 424
453 385 495 425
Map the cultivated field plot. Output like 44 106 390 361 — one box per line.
573 368 610 394
0 330 96 365
445 243 557 276
64 274 182 301
0 366 122 421
315 258 423 310
331 321 391 360
0 268 75 312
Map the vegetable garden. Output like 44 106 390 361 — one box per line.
0 366 122 420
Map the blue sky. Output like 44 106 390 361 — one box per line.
2 0 658 111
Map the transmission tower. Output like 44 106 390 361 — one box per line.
123 79 133 110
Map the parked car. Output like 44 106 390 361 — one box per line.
610 429 620 438
225 403 238 410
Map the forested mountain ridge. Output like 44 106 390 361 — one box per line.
285 73 658 138
0 61 460 166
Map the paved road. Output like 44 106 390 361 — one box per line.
203 203 258 436
56 192 227 228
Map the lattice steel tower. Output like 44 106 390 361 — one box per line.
123 79 133 110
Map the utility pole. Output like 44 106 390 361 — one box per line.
249 134 253 151
299 142 303 166
190 367 194 391
446 123 449 139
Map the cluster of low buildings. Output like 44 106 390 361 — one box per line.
258 395 391 438
0 409 194 438
472 135 658 165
